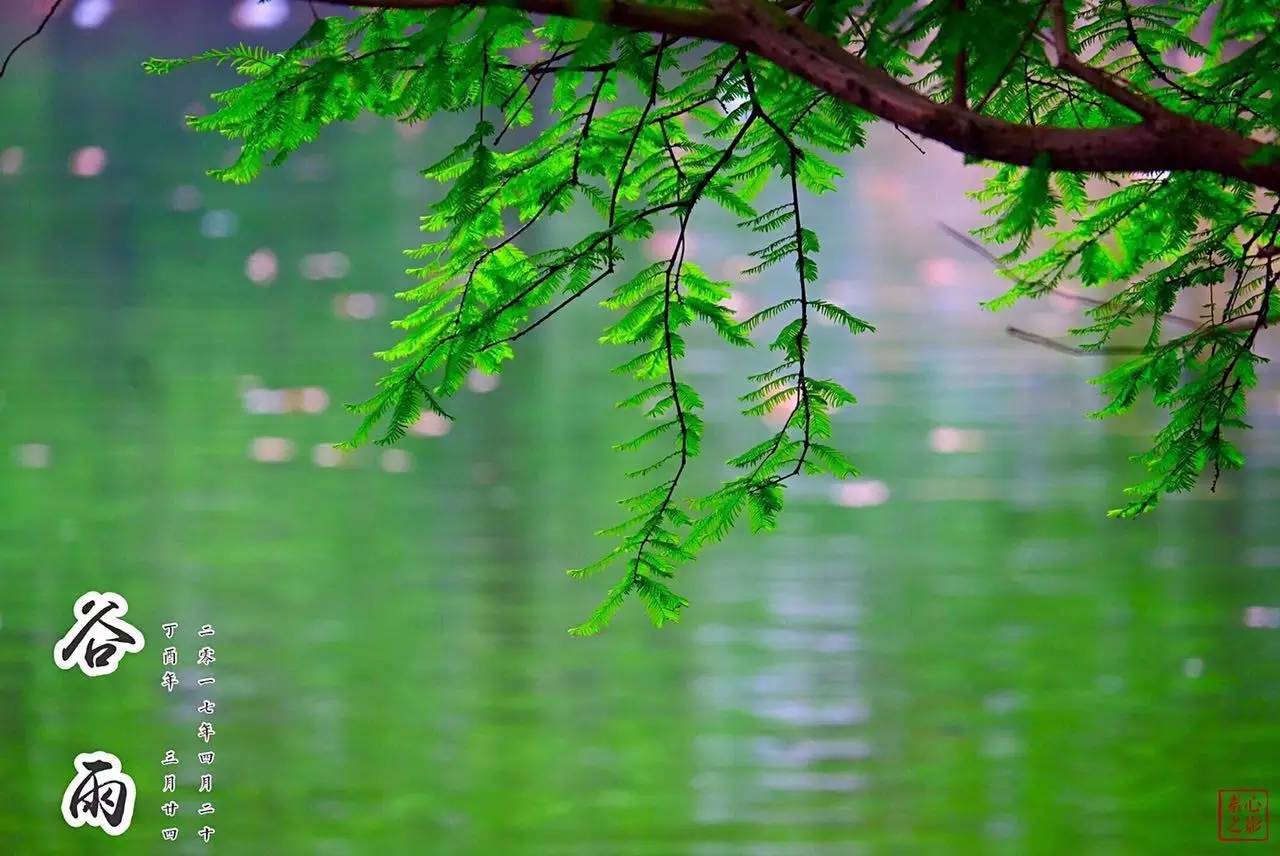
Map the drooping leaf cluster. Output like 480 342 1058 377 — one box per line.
148 9 872 632
147 0 1280 629
958 1 1280 516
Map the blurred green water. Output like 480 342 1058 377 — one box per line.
1 7 1278 854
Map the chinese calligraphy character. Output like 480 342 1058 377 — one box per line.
197 700 216 715
198 802 215 815
198 624 215 637
199 773 213 793
162 827 179 841
54 592 145 677
196 646 216 666
60 751 136 836
161 750 180 766
197 722 216 743
161 671 179 692
162 774 176 793
163 646 178 666
198 752 215 765
162 622 178 639
161 800 180 817
1219 788 1270 842
197 676 216 686
198 825 215 843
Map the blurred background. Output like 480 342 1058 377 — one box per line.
1 1 1278 853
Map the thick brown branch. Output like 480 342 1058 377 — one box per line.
951 0 967 109
325 0 1280 192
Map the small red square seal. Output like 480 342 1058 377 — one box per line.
1219 789 1269 843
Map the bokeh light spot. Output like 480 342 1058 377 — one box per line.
69 146 107 177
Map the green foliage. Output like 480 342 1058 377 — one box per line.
149 0 1279 631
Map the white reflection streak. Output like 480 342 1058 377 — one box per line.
692 572 868 826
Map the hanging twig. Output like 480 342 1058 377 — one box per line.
0 0 66 79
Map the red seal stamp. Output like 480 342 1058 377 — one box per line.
1219 789 1269 843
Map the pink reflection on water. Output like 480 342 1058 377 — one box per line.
300 252 349 281
467 371 499 394
929 426 984 454
69 146 107 177
311 444 345 469
333 293 377 320
0 147 24 176
245 248 278 285
920 255 960 287
410 412 451 437
249 437 294 463
1243 606 1280 629
832 480 890 507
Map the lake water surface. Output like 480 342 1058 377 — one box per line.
1 7 1278 853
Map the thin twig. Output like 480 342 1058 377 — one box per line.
0 0 66 79
1005 326 1140 355
892 123 926 154
937 221 1206 329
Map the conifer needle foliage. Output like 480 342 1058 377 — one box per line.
147 1 1279 633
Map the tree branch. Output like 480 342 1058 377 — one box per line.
1047 0 1163 121
951 0 967 109
323 0 1280 193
